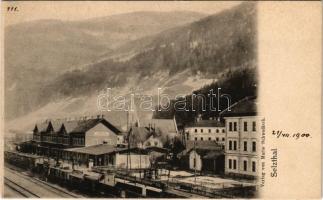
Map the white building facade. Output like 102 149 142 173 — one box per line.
224 116 259 178
185 119 226 145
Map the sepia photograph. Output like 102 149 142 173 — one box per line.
1 1 321 199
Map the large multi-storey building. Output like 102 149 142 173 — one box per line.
184 116 226 146
221 96 259 178
32 115 125 149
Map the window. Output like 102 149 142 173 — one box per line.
244 122 248 131
252 161 256 172
222 129 225 133
216 129 219 133
146 141 151 146
208 137 211 141
222 137 225 141
195 129 197 133
233 160 237 169
233 141 237 150
229 140 232 150
252 121 256 131
233 122 237 131
216 137 219 141
63 137 69 145
228 159 232 169
229 122 232 131
244 141 248 151
193 158 196 168
243 160 248 171
73 138 84 146
201 129 203 133
208 129 211 133
252 141 257 152
195 137 197 141
154 141 158 146
201 137 203 141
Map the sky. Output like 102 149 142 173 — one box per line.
2 1 241 26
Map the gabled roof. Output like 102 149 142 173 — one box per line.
63 121 79 133
145 146 169 154
186 120 225 128
140 118 178 134
33 117 122 135
63 118 122 135
51 121 63 132
33 125 39 133
149 127 176 145
220 96 257 117
187 145 224 158
35 122 49 133
128 127 152 147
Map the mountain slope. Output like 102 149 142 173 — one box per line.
41 2 256 98
6 2 257 131
5 11 205 119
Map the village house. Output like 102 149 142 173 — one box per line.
184 115 226 146
220 96 259 178
140 118 178 136
188 144 224 174
178 140 224 174
128 118 179 149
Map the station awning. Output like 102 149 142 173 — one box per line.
70 172 84 180
84 173 103 181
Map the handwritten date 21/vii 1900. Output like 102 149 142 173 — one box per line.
272 130 311 139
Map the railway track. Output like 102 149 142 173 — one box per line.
5 167 80 198
4 177 40 198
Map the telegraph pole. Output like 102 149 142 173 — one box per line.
194 140 197 185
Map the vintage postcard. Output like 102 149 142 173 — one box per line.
1 1 321 199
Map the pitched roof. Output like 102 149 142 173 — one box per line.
140 118 178 134
128 127 152 147
65 144 126 155
220 96 257 117
187 145 224 158
203 151 224 159
35 122 49 132
150 127 176 145
63 121 79 133
186 120 225 128
51 121 63 132
116 147 149 155
145 146 169 154
63 118 122 135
